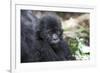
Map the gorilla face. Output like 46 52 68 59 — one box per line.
38 14 63 44
41 28 63 44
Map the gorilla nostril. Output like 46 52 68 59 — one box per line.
53 38 58 40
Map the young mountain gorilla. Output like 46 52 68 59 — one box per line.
21 10 75 63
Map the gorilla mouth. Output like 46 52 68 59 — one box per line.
51 39 60 44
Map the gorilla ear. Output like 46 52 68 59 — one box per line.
35 26 43 40
35 18 44 40
35 28 41 40
36 31 44 40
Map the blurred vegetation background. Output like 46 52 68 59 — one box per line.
32 11 90 60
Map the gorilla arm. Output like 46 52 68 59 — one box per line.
39 41 61 61
51 39 76 60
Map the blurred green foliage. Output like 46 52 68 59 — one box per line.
63 25 90 60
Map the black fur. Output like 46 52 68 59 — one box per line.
21 10 75 63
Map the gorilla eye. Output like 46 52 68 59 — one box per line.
47 30 52 34
57 31 61 35
57 30 63 35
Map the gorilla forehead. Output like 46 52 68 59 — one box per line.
40 14 61 29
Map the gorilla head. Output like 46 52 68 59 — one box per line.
36 14 63 45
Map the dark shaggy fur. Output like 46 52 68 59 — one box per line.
21 10 75 63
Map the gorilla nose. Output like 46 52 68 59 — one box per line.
51 34 60 43
52 34 58 40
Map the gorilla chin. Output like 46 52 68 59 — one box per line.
21 10 75 63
